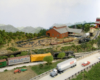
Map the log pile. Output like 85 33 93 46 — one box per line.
50 39 57 45
63 37 73 43
57 39 63 44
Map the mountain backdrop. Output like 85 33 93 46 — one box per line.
0 24 44 33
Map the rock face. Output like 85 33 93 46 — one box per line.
0 50 9 56
93 44 98 48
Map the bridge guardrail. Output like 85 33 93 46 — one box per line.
65 60 100 80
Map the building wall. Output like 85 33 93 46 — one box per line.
96 18 100 28
46 29 68 38
96 18 100 21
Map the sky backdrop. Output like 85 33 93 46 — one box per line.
0 0 100 29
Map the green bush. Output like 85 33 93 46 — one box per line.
10 55 14 58
4 69 8 72
20 51 28 56
0 56 4 60
43 56 53 65
3 56 8 59
7 47 18 51
39 64 44 68
57 52 65 59
16 54 21 57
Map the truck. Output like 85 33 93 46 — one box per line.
50 58 77 77
14 69 21 74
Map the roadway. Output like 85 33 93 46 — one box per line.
0 51 95 72
39 52 100 80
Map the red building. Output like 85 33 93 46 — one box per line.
95 18 100 28
46 25 82 38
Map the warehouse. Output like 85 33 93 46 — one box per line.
46 25 82 38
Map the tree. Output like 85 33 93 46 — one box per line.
43 56 53 65
81 43 87 51
20 51 28 56
3 56 8 59
57 52 65 59
18 36 21 40
10 55 14 58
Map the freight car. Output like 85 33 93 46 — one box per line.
0 59 7 68
31 53 51 62
0 53 52 68
7 55 30 65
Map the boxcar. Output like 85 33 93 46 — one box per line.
7 55 30 65
30 53 51 62
0 59 7 67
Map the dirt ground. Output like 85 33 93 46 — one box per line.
0 67 37 80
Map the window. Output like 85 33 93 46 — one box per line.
57 34 59 37
52 34 54 36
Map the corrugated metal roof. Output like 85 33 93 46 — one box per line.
53 26 82 34
66 27 82 33
53 27 68 33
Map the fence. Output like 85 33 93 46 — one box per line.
30 50 99 80
30 69 54 80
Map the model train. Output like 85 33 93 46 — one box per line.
0 51 75 68
0 53 51 68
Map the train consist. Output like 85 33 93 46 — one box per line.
0 51 75 68
0 53 51 68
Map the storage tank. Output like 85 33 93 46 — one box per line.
57 58 76 72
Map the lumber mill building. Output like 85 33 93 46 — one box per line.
46 25 82 38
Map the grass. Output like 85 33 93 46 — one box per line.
72 62 100 80
4 69 8 72
31 60 62 75
7 47 18 51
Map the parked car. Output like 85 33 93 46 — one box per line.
82 61 90 66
